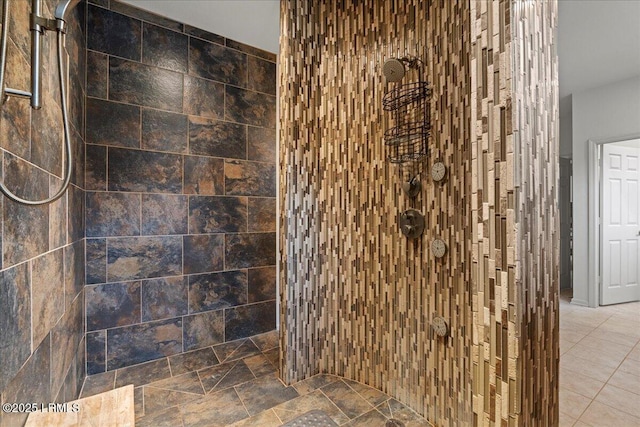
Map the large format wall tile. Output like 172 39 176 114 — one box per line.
248 56 276 95
86 144 107 190
225 233 276 269
141 277 188 322
225 301 276 341
106 236 182 281
86 192 141 237
2 154 49 267
107 318 183 370
109 58 183 112
108 148 183 193
248 266 276 303
248 198 276 232
183 75 224 119
188 196 247 233
64 240 86 309
83 1 277 375
0 0 84 409
183 234 224 274
142 109 188 153
50 294 83 399
0 263 31 392
188 270 247 313
225 86 276 128
225 160 276 197
142 23 188 73
31 249 64 347
183 310 224 351
183 156 224 195
87 4 141 61
86 281 142 331
31 94 64 176
86 98 140 148
87 50 108 98
86 331 107 375
189 116 246 159
86 239 107 284
247 127 276 163
141 194 188 235
189 38 247 87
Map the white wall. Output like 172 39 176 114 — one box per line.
572 75 640 305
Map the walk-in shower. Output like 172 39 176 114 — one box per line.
0 0 80 205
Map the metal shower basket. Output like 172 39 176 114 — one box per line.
382 61 431 164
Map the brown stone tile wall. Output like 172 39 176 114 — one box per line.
0 0 86 425
84 0 277 373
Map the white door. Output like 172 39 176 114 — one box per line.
601 143 640 305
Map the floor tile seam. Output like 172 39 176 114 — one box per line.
560 365 614 385
574 400 598 427
591 383 640 418
144 384 205 397
220 339 250 362
584 330 640 348
565 343 631 363
231 386 252 420
211 372 258 395
581 395 640 424
559 386 592 421
340 379 377 410
604 371 640 397
269 408 284 425
561 352 624 379
317 388 354 421
559 375 606 400
197 362 230 393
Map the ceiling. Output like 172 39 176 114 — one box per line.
120 0 280 53
120 1 640 117
557 0 640 116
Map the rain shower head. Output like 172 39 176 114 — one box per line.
383 58 405 82
54 0 81 20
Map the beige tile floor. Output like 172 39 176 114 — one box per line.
80 331 431 427
559 289 640 426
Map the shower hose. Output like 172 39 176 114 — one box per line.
0 0 73 205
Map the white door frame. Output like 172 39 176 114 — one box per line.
588 133 640 307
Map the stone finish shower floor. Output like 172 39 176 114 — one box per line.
79 331 431 426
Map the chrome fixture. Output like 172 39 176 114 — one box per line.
0 0 79 205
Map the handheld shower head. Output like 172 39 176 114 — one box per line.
54 0 81 20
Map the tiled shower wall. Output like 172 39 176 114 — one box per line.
84 0 277 373
0 0 86 426
280 0 559 425
279 0 473 424
470 1 559 424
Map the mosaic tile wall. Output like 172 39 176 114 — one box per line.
511 1 559 424
470 1 558 424
280 0 559 425
0 1 86 425
279 0 474 424
84 0 277 373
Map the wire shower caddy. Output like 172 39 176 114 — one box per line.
382 57 431 165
